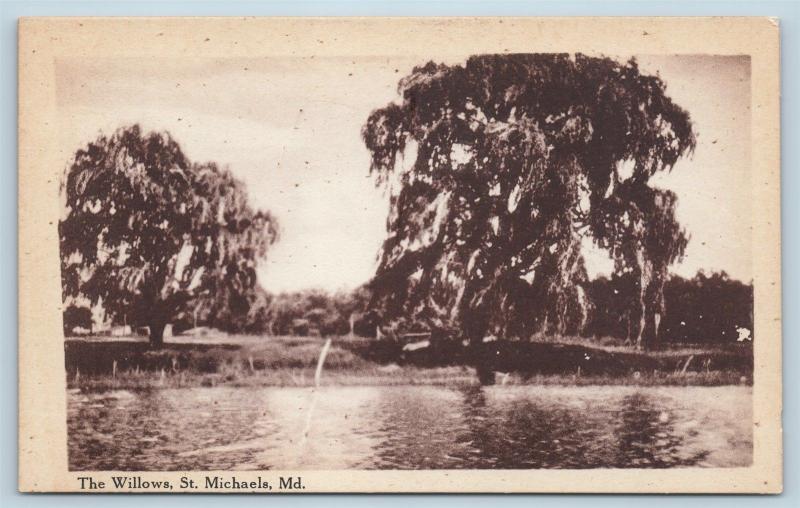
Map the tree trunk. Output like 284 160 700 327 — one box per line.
653 312 661 348
467 324 495 385
635 309 646 350
640 308 662 351
459 279 494 385
639 274 666 351
475 358 496 385
149 320 166 348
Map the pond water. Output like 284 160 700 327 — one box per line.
68 385 752 470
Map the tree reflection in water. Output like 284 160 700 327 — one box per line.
68 385 747 470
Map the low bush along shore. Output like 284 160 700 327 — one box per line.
64 333 753 391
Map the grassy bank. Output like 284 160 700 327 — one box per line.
65 334 752 391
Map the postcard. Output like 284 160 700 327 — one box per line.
18 17 781 493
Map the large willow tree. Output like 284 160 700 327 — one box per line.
362 54 695 377
60 125 277 346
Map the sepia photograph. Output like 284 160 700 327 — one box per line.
18 17 781 493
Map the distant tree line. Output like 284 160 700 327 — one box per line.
64 270 752 346
170 285 375 337
585 271 753 345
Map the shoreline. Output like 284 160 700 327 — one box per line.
65 334 753 391
68 368 751 392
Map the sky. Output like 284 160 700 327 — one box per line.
55 54 751 292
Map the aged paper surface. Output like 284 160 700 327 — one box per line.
19 17 781 493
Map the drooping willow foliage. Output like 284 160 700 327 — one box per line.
60 125 278 345
362 54 695 349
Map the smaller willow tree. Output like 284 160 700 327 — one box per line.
362 54 695 380
60 125 277 346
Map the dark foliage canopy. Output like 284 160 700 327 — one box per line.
362 54 696 348
60 125 277 344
